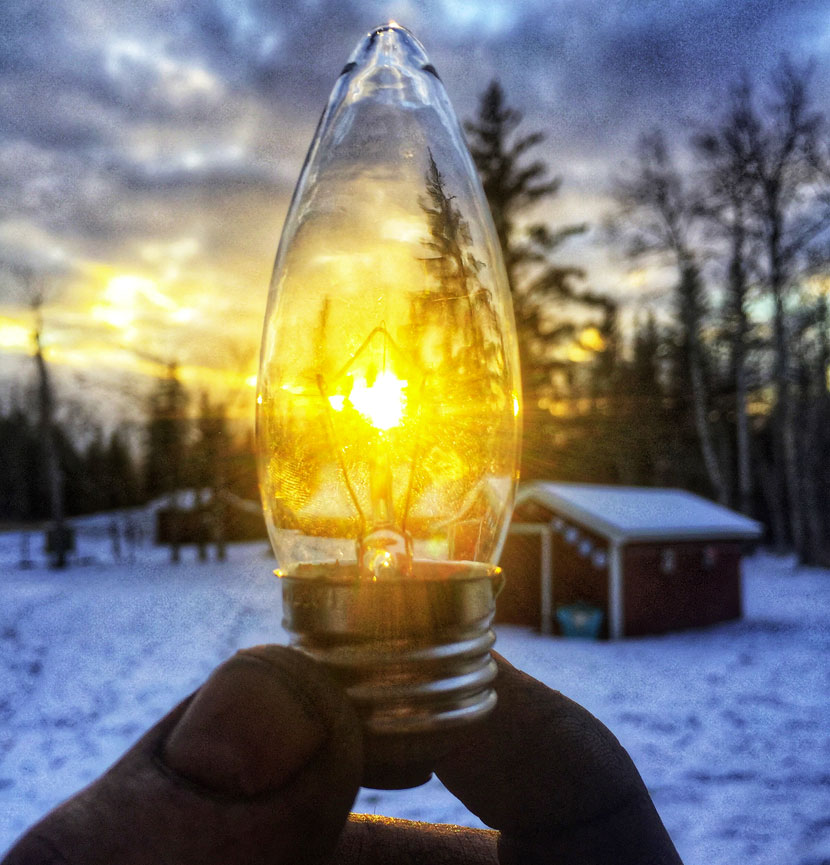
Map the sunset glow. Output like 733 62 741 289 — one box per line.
0 1 825 431
0 318 33 353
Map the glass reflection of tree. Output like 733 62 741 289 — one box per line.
416 151 482 364
265 298 334 535
406 151 512 558
415 150 508 386
267 153 515 560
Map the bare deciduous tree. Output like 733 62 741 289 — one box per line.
613 132 728 504
695 82 759 518
5 263 68 566
730 59 830 559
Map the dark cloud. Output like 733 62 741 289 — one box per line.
0 2 73 75
0 78 119 152
440 0 828 154
108 152 281 194
0 0 828 311
592 0 825 107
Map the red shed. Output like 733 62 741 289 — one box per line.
498 481 763 638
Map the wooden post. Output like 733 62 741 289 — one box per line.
608 540 624 639
540 525 553 635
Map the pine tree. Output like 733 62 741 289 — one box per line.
0 404 38 520
465 81 607 479
145 364 189 562
193 391 229 560
145 364 189 498
105 430 140 509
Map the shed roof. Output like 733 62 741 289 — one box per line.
515 481 763 543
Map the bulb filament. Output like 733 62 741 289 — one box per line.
317 325 421 578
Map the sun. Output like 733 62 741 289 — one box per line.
348 371 408 431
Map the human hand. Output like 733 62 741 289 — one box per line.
2 647 682 864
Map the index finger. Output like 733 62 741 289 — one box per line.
435 654 683 864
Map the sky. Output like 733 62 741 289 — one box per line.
1 0 828 430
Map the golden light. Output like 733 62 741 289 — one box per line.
379 216 425 245
105 274 145 305
170 307 195 324
624 267 649 289
0 317 33 353
805 273 830 295
578 326 606 352
327 394 345 411
0 256 262 415
91 273 175 332
105 273 176 311
567 343 593 363
348 371 407 430
549 399 573 417
91 303 134 329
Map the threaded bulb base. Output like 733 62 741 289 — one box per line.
280 561 503 788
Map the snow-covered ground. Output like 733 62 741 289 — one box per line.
1 517 828 864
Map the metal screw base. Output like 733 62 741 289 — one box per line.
280 561 503 788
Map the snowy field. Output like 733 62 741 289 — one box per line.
1 516 828 864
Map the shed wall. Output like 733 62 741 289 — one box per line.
550 530 609 637
497 532 543 626
498 524 610 634
623 541 742 636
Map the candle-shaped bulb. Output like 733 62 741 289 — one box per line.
256 23 521 788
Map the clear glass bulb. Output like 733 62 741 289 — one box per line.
258 23 520 577
255 22 521 785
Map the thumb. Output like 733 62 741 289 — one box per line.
3 646 363 865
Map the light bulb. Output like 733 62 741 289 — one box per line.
256 22 521 788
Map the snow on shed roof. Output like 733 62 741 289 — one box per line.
515 481 763 543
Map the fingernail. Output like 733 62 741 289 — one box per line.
162 655 326 797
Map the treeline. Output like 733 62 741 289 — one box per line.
4 59 828 568
0 370 258 524
142 364 258 507
0 406 140 521
470 59 830 564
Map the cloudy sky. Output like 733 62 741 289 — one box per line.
1 0 828 425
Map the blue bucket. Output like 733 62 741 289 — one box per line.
556 603 604 639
